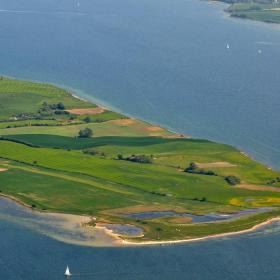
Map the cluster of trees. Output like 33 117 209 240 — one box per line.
9 102 68 122
41 102 65 111
83 116 112 124
117 154 152 164
267 177 280 185
38 102 67 117
184 162 241 186
184 162 217 176
78 127 93 138
13 112 39 120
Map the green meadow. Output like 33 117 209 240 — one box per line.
0 77 280 242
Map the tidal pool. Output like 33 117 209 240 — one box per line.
100 223 143 237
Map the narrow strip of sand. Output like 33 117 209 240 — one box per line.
122 217 280 246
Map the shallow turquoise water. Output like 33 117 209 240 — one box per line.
0 0 279 169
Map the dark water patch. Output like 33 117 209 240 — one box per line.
101 224 143 237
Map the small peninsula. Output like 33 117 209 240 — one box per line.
0 77 280 244
218 0 280 24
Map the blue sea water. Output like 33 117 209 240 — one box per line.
0 0 280 278
2 217 280 280
0 0 279 169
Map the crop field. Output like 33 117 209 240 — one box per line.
0 78 280 241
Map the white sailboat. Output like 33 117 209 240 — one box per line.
226 43 230 49
65 266 72 278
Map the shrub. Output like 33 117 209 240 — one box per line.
117 154 123 160
83 150 105 157
225 175 241 186
57 102 65 110
84 116 91 123
125 154 152 164
185 162 198 172
184 162 217 176
267 177 280 185
69 115 77 120
117 154 152 163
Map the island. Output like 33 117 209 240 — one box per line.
0 77 280 245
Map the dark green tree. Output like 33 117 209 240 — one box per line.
78 127 93 138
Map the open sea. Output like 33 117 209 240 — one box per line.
0 0 280 278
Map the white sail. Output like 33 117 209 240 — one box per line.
226 44 230 49
65 266 72 277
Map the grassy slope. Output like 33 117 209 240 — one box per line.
0 78 93 119
0 78 280 242
2 134 279 185
0 119 175 138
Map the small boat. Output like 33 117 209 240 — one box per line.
65 266 72 278
258 49 262 54
226 43 230 49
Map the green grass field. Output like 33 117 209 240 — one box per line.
0 78 280 242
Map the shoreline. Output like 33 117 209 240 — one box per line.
0 194 123 247
1 74 279 171
0 78 280 246
65 81 279 171
122 216 280 246
1 194 280 247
